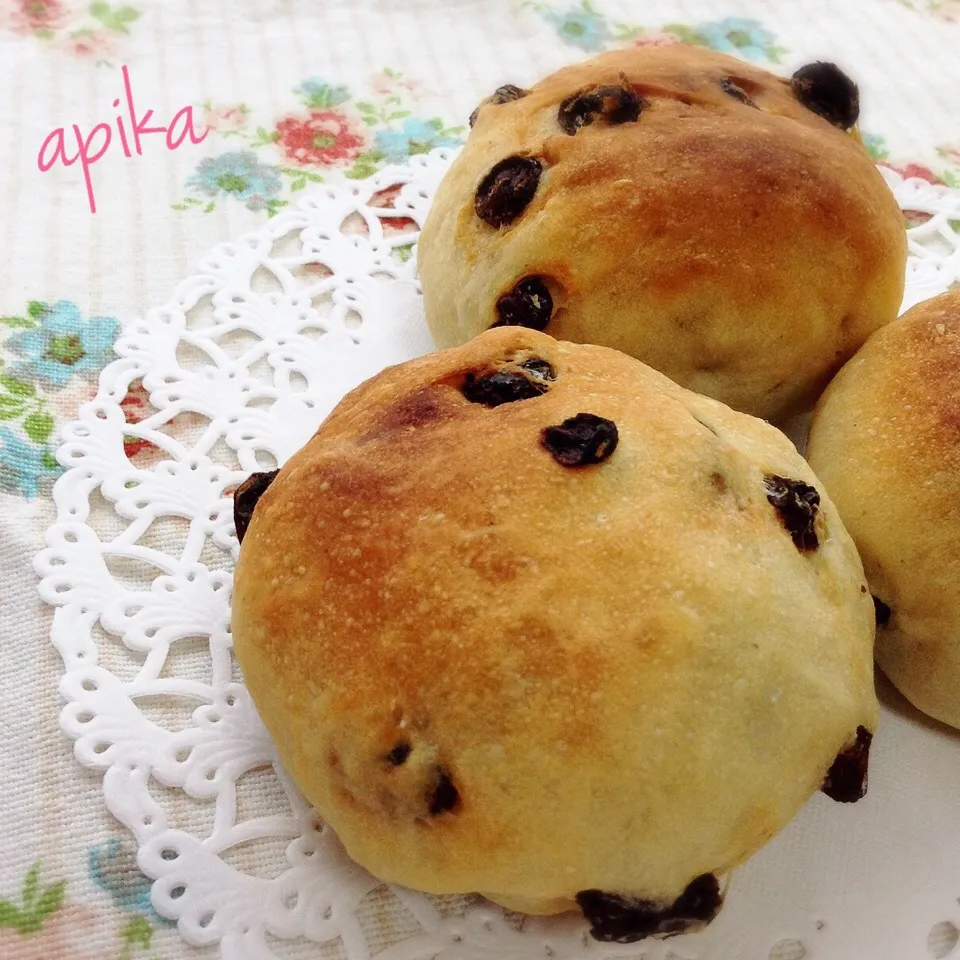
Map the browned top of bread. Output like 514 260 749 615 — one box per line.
418 44 906 422
809 289 960 573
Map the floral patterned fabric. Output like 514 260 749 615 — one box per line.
1 1 959 957
175 73 463 215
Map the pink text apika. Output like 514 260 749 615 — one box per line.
37 65 208 214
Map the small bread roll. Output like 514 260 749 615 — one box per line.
808 290 960 729
231 327 877 942
417 45 906 422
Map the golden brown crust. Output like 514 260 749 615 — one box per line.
417 45 906 422
232 327 877 913
807 289 960 728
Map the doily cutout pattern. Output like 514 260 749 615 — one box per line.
35 151 960 960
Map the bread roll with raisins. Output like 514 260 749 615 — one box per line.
417 45 906 423
808 289 960 729
231 326 878 942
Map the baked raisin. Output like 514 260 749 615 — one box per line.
520 358 556 381
475 156 542 227
873 596 892 628
558 80 644 135
428 769 459 815
791 62 860 129
462 369 548 407
559 89 603 134
495 277 553 330
233 470 279 544
764 475 820 552
469 84 529 127
542 413 618 467
720 78 758 108
386 743 411 766
821 726 872 803
577 874 722 943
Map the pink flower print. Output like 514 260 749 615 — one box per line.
631 30 683 48
10 0 66 34
934 0 960 21
275 110 365 166
369 69 424 98
64 30 116 58
939 145 960 166
880 162 945 186
202 104 250 133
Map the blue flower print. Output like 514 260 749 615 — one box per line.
541 0 611 50
295 77 351 110
863 133 890 161
0 427 60 499
88 838 165 922
696 17 783 62
372 118 461 162
6 300 118 388
186 150 283 211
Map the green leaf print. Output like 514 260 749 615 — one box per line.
278 167 324 184
354 101 380 126
612 21 643 40
355 99 416 127
0 374 36 398
90 1 141 34
0 316 36 329
0 396 26 420
250 126 281 147
0 862 67 935
23 411 55 445
27 301 48 320
765 44 787 65
24 882 66 932
22 864 39 909
345 153 382 180
662 22 704 44
171 196 205 211
0 902 19 925
121 915 153 955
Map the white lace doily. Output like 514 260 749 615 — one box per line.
34 150 960 960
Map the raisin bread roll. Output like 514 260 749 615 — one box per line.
417 45 906 423
808 290 960 729
231 327 878 942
